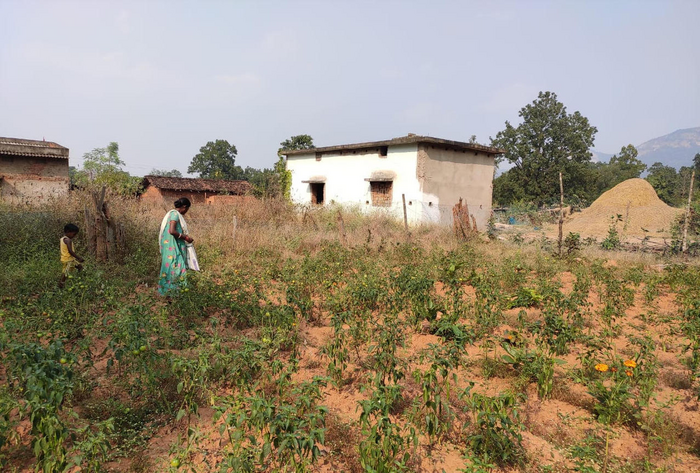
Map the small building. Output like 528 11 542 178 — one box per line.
283 134 504 229
0 137 70 204
140 175 253 206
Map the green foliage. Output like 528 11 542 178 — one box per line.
72 142 141 195
5 339 76 472
188 139 241 179
646 162 679 205
216 377 328 472
411 345 458 443
278 134 315 153
509 287 543 309
358 384 417 472
149 168 183 177
601 214 623 250
590 145 646 197
465 392 524 467
491 91 597 206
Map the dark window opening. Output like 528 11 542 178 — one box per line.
1 156 14 162
379 146 388 157
315 152 322 161
310 183 325 205
370 181 392 207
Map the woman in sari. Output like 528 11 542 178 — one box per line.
158 197 194 295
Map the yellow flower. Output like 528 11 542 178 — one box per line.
625 370 633 377
595 363 609 372
623 359 637 368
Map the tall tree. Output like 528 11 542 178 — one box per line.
491 91 597 205
188 140 242 179
646 162 678 205
278 134 315 154
591 144 646 198
150 168 183 178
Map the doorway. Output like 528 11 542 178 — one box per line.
310 183 325 205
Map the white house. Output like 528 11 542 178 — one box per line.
283 134 503 229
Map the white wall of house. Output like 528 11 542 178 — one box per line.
287 142 495 228
287 144 426 223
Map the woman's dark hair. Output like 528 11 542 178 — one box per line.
174 197 191 209
64 223 79 233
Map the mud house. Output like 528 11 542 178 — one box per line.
282 134 503 229
140 175 253 206
0 137 70 204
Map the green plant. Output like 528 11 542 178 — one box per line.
410 345 458 443
464 392 524 467
358 384 417 472
564 232 582 255
601 214 623 250
6 339 76 472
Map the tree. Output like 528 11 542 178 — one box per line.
73 142 141 195
590 145 646 198
150 168 183 178
608 144 646 178
490 91 597 206
646 162 678 205
188 140 242 179
278 134 315 154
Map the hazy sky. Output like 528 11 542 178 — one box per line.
1 0 699 175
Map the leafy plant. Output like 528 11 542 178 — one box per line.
464 392 524 467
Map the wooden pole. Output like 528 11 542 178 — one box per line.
337 210 347 246
682 170 695 253
402 194 409 233
558 172 564 257
232 215 238 244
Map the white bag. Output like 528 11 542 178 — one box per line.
186 244 200 271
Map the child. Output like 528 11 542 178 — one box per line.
59 223 84 288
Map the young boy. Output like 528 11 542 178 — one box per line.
59 223 84 288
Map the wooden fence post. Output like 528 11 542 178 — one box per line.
337 210 347 246
232 215 238 244
558 172 564 256
682 170 695 253
402 194 409 233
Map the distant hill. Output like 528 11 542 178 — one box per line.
592 127 700 169
591 149 613 163
636 127 700 169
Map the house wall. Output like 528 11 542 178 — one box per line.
140 186 251 208
0 156 69 204
287 144 424 223
419 145 494 230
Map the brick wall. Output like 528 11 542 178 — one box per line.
370 181 392 207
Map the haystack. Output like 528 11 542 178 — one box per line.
565 178 682 238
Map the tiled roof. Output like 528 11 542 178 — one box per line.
0 137 69 159
142 175 253 194
282 134 505 156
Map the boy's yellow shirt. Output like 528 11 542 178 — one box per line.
60 237 75 263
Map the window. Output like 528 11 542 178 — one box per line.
379 146 388 157
370 181 392 207
310 183 325 205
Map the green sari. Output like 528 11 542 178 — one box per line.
158 210 188 295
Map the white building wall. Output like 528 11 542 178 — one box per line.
287 144 425 223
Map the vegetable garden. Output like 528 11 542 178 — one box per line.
2 197 700 472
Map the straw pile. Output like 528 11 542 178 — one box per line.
565 178 682 238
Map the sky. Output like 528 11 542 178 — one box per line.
1 0 699 176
